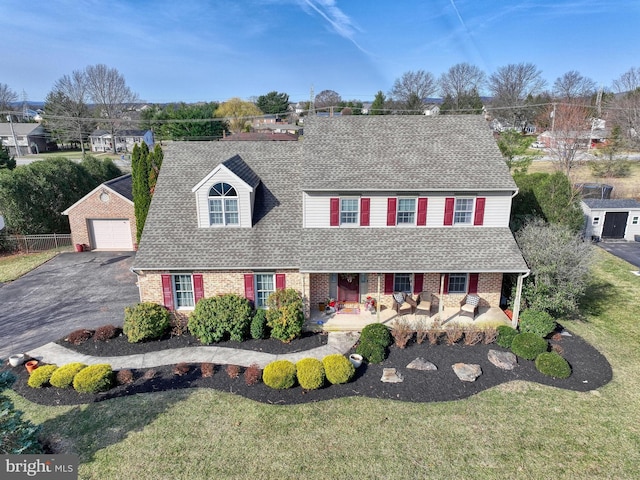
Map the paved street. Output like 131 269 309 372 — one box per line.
0 252 139 359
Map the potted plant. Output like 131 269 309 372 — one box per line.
8 354 25 367
325 298 336 314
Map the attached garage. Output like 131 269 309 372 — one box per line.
63 174 137 251
581 199 640 242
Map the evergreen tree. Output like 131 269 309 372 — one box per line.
132 142 151 243
0 146 16 170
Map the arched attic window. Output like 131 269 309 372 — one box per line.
208 182 239 226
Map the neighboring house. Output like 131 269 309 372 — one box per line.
0 123 50 155
423 104 440 116
254 123 302 136
581 199 640 242
221 132 299 141
89 129 154 153
63 174 137 251
132 116 529 324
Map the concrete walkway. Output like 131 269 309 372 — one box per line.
25 332 360 370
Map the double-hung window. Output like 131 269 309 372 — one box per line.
340 198 359 225
173 274 195 308
447 274 467 294
255 274 275 309
397 198 416 225
454 198 474 225
394 274 412 293
208 182 239 226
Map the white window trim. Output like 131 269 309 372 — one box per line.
453 198 475 226
255 273 276 309
173 274 195 310
396 197 417 226
340 197 360 227
592 216 600 226
448 273 468 294
632 216 638 225
394 273 412 294
208 182 240 227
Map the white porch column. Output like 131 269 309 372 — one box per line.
511 271 531 328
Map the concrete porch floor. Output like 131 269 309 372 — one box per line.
305 305 513 333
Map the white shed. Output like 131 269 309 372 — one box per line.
581 199 640 241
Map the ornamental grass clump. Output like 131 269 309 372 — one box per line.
123 302 170 343
27 365 58 388
391 318 413 349
510 332 548 360
73 364 113 393
535 351 571 378
519 310 557 338
322 354 355 385
296 358 325 390
263 360 297 389
496 325 518 348
188 294 252 343
49 363 87 388
266 288 305 343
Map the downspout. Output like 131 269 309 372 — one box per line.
130 266 143 303
439 274 445 319
376 273 381 323
511 270 531 328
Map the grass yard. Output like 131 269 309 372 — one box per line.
0 249 64 283
5 249 640 479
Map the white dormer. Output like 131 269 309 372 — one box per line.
191 155 260 228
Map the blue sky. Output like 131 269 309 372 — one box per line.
1 0 638 104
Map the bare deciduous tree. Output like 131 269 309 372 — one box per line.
389 70 436 113
544 102 593 175
0 83 18 115
552 70 597 100
608 66 640 147
488 63 546 126
314 90 342 112
84 64 139 153
438 63 485 111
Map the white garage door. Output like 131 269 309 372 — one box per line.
89 219 133 250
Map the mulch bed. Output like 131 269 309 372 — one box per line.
5 326 612 407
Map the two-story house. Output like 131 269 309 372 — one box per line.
132 115 529 326
89 129 154 153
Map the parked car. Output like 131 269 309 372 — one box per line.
530 141 545 148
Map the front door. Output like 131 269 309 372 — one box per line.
337 273 359 302
602 212 628 239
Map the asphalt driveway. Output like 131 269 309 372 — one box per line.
598 241 640 269
0 252 139 359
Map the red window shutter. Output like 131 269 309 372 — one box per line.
474 197 486 226
387 198 397 226
161 274 174 310
468 273 479 294
360 198 370 226
330 197 340 226
413 273 423 294
244 274 255 302
193 274 204 303
417 197 428 226
439 274 449 294
384 273 394 294
444 198 455 226
275 273 286 290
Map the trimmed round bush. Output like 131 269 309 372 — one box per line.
49 363 87 388
123 302 170 343
296 358 325 390
360 323 392 348
263 360 297 389
73 364 114 393
496 325 518 349
27 365 58 388
535 352 571 378
322 354 355 385
356 340 386 364
188 294 253 343
511 332 548 360
250 309 269 340
519 310 557 338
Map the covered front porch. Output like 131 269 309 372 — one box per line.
305 303 512 333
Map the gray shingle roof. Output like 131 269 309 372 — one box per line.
302 115 516 192
134 116 527 273
222 155 261 189
582 199 640 210
104 174 133 201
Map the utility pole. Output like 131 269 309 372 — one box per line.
7 113 21 158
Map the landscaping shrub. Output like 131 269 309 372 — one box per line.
296 358 325 390
93 325 119 342
226 364 241 379
360 322 392 348
356 340 386 364
66 329 93 345
27 365 58 388
123 302 170 343
427 321 442 345
482 326 498 345
535 351 572 378
511 332 548 360
444 325 463 345
391 318 413 348
49 362 87 388
250 309 269 340
200 363 215 378
415 318 428 344
244 363 261 386
519 310 557 338
188 294 252 343
73 364 114 393
116 369 134 385
263 360 297 389
173 363 190 376
463 327 483 346
142 369 157 380
0 372 43 454
266 288 305 343
496 325 518 348
169 311 189 337
322 354 355 385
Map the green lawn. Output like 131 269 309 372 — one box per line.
6 249 640 479
0 249 63 283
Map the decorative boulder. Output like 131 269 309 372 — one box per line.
380 368 404 383
406 357 437 371
452 363 482 382
488 350 517 370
